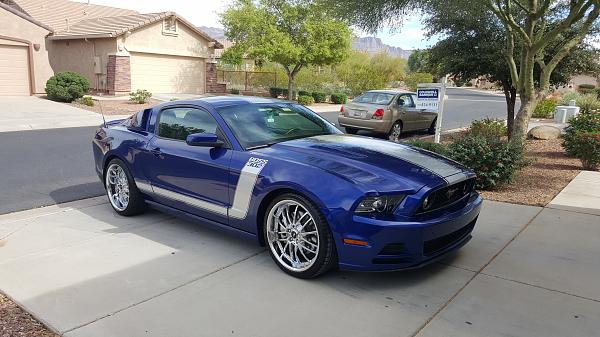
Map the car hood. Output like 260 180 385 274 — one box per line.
262 134 471 193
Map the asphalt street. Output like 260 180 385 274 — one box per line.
0 126 105 215
0 88 513 215
319 87 517 135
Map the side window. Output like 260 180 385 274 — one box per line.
398 94 414 107
157 107 218 141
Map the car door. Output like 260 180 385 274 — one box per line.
397 93 423 131
142 106 232 223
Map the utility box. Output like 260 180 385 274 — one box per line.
93 56 102 74
554 104 580 123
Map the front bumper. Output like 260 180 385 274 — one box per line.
336 192 482 271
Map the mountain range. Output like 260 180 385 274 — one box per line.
199 27 413 59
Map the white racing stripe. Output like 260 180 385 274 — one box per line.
136 157 268 220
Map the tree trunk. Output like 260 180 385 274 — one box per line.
511 94 536 142
287 75 294 100
501 80 517 138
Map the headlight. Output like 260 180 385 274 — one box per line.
355 195 406 214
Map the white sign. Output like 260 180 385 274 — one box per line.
415 88 440 112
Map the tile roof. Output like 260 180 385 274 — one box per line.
6 0 222 47
0 1 53 31
11 0 137 32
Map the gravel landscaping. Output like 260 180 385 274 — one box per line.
1 293 58 337
479 138 581 206
69 98 162 116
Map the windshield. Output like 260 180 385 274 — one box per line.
216 103 340 149
354 92 396 105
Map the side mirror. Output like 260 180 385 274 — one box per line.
186 133 224 147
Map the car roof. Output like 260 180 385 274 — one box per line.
163 95 294 109
365 89 415 95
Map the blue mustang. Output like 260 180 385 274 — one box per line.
93 96 482 278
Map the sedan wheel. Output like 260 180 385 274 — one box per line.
265 194 336 278
388 121 402 142
105 159 146 216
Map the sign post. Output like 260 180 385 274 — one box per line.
416 76 447 143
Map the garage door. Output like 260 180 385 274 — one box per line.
0 44 30 96
130 53 205 94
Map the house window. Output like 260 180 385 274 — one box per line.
163 17 178 35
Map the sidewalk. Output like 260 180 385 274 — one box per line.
0 172 599 337
0 96 130 133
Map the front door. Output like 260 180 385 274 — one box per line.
143 106 232 223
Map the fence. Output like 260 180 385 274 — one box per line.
216 70 278 92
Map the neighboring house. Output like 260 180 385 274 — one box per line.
199 26 255 71
0 0 224 96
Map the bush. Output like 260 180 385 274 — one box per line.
298 90 311 97
404 72 434 91
297 95 315 106
129 89 152 104
563 112 600 170
79 95 94 107
468 118 507 139
330 93 347 104
447 135 528 190
402 139 448 156
45 71 90 102
532 98 557 118
269 87 289 98
311 91 327 103
578 83 596 94
230 88 240 95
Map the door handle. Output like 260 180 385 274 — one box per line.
150 147 162 156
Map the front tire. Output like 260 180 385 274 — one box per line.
427 118 437 135
264 193 337 278
105 158 146 216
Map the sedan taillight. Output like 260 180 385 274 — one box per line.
339 105 344 115
372 108 385 120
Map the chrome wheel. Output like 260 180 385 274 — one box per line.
389 122 402 142
266 200 320 272
106 163 130 212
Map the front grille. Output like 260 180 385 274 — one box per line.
416 178 475 214
423 218 476 256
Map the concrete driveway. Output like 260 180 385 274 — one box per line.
0 172 599 337
0 96 129 133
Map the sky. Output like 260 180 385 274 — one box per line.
76 0 435 50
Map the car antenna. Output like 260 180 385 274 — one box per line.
95 97 107 128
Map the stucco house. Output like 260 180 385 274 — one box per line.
0 0 224 96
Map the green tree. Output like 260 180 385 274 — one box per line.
221 0 352 99
324 0 600 141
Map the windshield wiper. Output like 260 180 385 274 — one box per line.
246 142 279 150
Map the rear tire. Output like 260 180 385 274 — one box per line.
104 158 146 216
388 121 403 142
345 127 358 135
428 118 437 135
263 193 337 278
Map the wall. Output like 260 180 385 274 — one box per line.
0 7 53 93
123 19 214 58
48 38 117 91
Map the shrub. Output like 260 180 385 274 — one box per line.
404 72 434 91
563 112 600 169
79 95 94 107
330 93 347 104
298 90 311 97
311 91 327 103
230 88 240 95
447 135 528 190
578 83 596 94
532 98 557 119
129 89 152 104
468 118 507 139
298 95 315 106
45 71 90 102
269 87 288 98
402 139 448 156
575 94 600 113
